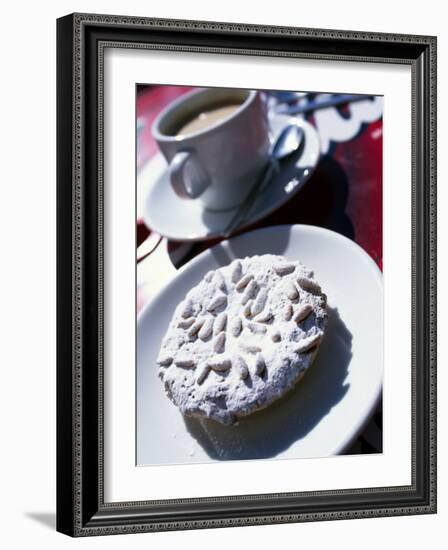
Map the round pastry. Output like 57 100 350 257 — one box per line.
156 254 328 425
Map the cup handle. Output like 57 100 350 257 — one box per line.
169 150 211 199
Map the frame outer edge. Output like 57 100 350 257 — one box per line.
428 36 437 513
56 13 77 537
59 12 437 536
72 11 436 44
73 12 84 537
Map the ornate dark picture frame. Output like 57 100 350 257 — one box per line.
56 13 437 537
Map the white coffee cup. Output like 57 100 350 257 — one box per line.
152 88 270 211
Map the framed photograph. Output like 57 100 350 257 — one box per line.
56 13 437 536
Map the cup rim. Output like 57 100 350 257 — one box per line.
152 88 257 142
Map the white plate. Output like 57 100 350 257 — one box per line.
139 115 320 241
137 225 383 465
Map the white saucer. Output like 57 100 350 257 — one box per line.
139 115 320 241
137 224 383 465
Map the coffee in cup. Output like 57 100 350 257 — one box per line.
175 103 243 137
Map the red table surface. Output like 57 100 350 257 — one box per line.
137 86 383 271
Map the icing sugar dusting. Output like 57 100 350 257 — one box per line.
157 254 328 425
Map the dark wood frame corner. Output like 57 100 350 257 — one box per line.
57 12 437 537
